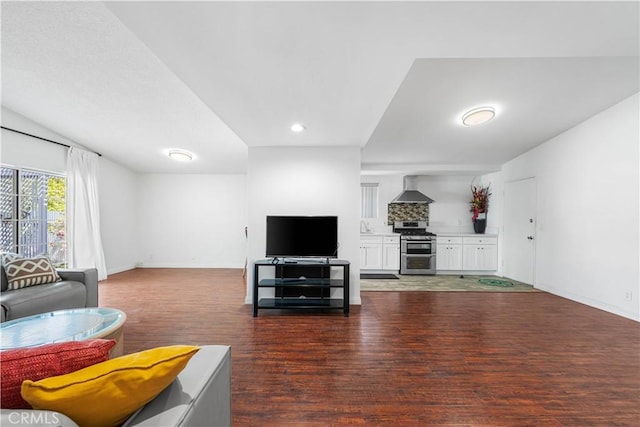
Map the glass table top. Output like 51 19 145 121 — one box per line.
1 308 126 350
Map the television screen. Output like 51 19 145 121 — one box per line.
266 216 338 258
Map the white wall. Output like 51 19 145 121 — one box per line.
502 93 640 321
136 174 247 268
1 108 69 173
1 108 248 273
99 160 138 274
360 174 403 232
1 107 139 276
360 174 501 234
246 146 361 304
419 174 501 235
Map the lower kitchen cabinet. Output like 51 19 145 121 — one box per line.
436 243 463 270
360 240 382 270
360 234 400 271
462 244 497 270
382 236 400 270
437 235 498 272
461 236 498 270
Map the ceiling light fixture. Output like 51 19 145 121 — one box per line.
461 106 496 126
290 123 306 132
168 149 194 162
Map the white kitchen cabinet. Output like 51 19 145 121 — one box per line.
360 236 383 270
437 235 497 272
461 236 498 271
437 236 463 270
360 234 399 271
382 236 400 270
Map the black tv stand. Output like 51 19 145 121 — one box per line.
252 259 350 317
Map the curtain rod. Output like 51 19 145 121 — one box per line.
1 126 102 157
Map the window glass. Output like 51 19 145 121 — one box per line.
360 183 379 219
0 166 66 266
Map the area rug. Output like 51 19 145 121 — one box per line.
360 274 399 280
478 278 514 287
360 274 540 292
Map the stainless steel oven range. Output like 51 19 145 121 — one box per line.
393 221 436 275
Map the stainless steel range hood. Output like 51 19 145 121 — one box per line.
391 175 434 204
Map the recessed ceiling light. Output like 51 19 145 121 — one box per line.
168 149 194 162
462 106 496 126
290 123 306 132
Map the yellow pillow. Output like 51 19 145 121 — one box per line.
21 345 200 427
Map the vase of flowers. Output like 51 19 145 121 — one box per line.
470 183 491 234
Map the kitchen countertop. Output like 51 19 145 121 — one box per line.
436 233 498 238
361 232 498 237
360 232 498 238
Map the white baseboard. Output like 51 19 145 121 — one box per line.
538 284 639 322
135 262 245 269
106 264 137 276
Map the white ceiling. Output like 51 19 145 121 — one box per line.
2 1 638 175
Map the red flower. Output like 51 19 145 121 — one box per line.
470 184 491 222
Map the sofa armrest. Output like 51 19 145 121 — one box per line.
0 410 78 427
0 346 231 427
123 345 232 427
56 268 98 308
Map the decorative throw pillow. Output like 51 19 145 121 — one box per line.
21 345 200 427
0 252 21 291
0 339 116 409
4 255 61 290
0 252 21 266
0 252 21 265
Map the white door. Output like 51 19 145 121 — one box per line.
503 178 536 284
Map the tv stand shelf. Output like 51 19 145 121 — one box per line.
252 259 350 317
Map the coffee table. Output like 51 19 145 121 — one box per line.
0 307 127 357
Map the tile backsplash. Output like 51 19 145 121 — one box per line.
387 203 430 225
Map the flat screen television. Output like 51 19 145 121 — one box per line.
266 215 338 258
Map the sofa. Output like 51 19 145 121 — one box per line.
0 345 232 427
0 265 98 323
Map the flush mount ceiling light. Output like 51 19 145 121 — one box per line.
168 149 194 162
461 106 496 126
290 123 306 132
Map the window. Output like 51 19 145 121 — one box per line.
0 166 66 266
360 183 379 219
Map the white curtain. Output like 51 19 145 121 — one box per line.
361 183 379 218
66 147 107 280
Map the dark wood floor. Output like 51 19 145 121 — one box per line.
99 268 640 426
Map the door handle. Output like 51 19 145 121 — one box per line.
527 236 534 240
